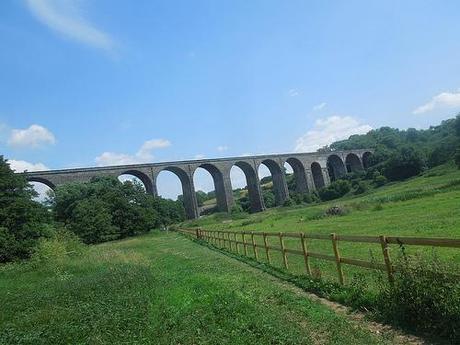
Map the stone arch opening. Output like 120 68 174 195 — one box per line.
327 154 346 181
193 164 229 215
258 159 288 206
362 151 373 169
230 161 264 213
310 162 325 189
345 153 363 173
157 167 197 219
118 170 154 194
28 178 55 203
284 157 309 194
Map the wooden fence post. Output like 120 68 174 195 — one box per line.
300 233 311 276
263 232 271 264
195 228 200 239
234 233 240 254
242 232 248 256
227 232 232 251
331 233 344 285
279 232 289 270
251 232 259 260
380 235 394 283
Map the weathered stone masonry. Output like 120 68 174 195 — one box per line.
23 149 373 219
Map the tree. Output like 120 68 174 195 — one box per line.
0 156 52 262
382 146 426 180
51 176 186 244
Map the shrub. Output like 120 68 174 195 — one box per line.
230 204 243 214
353 181 368 195
324 205 349 216
262 190 276 208
373 174 387 187
376 254 460 341
318 180 351 201
282 197 294 207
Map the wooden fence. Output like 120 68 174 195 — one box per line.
176 228 460 284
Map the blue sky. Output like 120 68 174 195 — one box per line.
2 0 460 198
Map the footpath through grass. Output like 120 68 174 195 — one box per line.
0 232 403 345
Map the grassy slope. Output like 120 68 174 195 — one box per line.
183 164 460 282
0 232 400 345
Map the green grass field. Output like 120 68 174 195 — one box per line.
182 163 460 283
0 232 405 345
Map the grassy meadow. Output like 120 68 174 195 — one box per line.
0 232 405 345
182 163 460 283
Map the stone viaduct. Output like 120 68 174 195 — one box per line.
23 149 373 219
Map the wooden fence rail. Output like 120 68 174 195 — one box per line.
176 228 460 284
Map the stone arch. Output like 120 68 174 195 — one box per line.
119 170 154 194
345 153 363 173
327 154 346 181
233 161 264 212
259 159 289 205
310 162 325 189
362 151 373 169
285 157 309 194
193 163 232 213
27 177 55 202
27 177 55 190
158 166 198 219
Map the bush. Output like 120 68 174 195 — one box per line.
282 198 294 207
324 205 349 217
373 173 387 187
262 190 276 208
376 254 460 341
31 229 84 266
353 181 368 195
230 204 243 214
318 180 351 201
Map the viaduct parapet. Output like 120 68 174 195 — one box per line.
23 149 373 219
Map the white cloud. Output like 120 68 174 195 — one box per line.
313 102 327 111
26 0 114 51
194 154 205 159
8 124 56 148
217 145 228 152
9 159 49 172
295 116 372 152
413 91 460 114
95 138 171 166
288 89 299 97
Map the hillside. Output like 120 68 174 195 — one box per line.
182 163 460 282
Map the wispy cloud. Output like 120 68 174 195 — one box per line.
288 89 299 97
217 145 228 152
26 0 114 51
295 116 372 152
95 139 171 166
413 90 460 114
313 102 327 111
9 159 49 172
8 124 56 148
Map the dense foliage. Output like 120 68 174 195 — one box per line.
0 157 52 262
52 177 186 244
330 115 460 176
